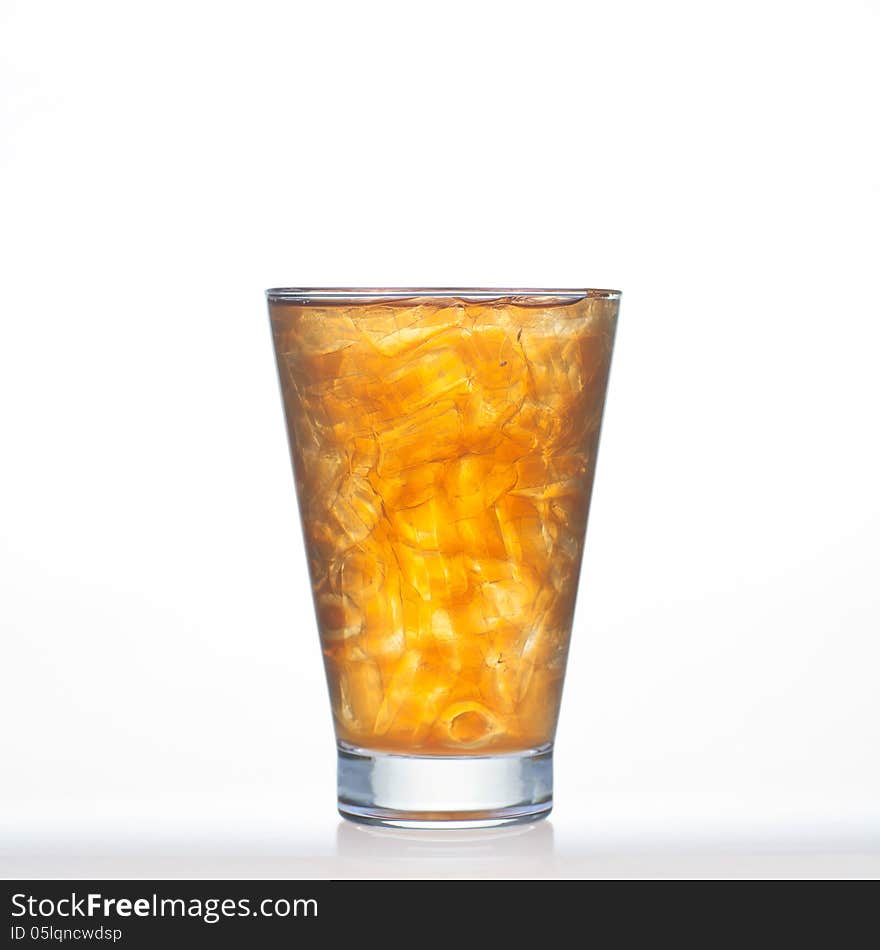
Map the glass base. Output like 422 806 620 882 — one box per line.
337 741 553 829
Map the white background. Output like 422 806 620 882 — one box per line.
2 0 879 879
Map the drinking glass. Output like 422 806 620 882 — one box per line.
268 288 620 827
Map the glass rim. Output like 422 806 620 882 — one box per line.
265 286 621 303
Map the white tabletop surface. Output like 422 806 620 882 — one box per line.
4 805 878 880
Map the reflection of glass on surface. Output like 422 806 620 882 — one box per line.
335 818 555 875
269 288 620 825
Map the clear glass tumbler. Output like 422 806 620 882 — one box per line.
268 288 620 827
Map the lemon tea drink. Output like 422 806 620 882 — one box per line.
268 288 619 826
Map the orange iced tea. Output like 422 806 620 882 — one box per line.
270 290 618 756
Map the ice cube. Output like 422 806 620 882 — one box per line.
438 700 502 748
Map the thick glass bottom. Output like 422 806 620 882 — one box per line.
337 741 553 829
